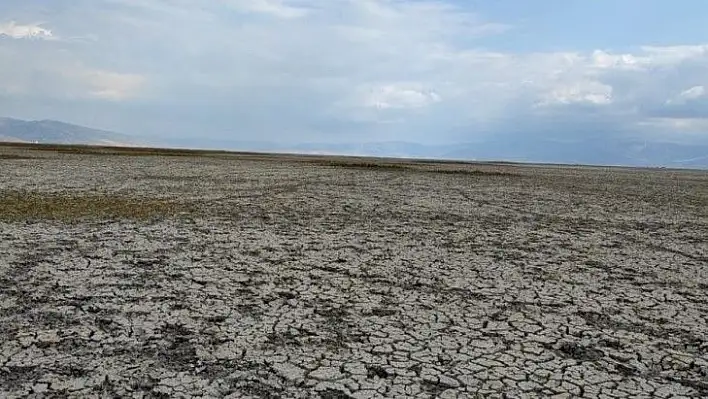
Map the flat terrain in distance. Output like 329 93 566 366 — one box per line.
1 143 707 398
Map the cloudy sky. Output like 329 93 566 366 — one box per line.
1 0 708 145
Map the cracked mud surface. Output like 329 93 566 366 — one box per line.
1 146 707 398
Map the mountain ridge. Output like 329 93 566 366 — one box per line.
2 117 707 168
168 137 708 169
0 117 142 146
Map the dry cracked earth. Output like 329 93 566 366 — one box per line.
1 144 707 398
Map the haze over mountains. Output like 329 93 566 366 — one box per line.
2 117 707 168
155 133 708 169
0 117 142 147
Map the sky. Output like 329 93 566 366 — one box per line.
1 0 708 145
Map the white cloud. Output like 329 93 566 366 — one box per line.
591 50 643 71
77 69 145 100
361 84 441 110
638 117 708 133
0 45 145 101
225 0 309 19
1 1 708 142
682 85 706 99
589 46 708 71
640 45 708 65
0 21 54 40
672 85 706 103
538 81 614 106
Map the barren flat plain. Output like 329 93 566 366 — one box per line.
1 143 707 398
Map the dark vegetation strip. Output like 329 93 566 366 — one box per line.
0 154 37 160
307 159 519 176
0 190 190 222
2 142 704 174
0 142 241 157
0 142 521 176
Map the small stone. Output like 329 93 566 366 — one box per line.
309 366 344 380
438 375 460 388
36 330 60 345
371 344 393 355
609 352 634 362
518 381 538 392
343 362 367 375
439 388 459 399
32 383 49 393
351 389 378 399
273 362 305 382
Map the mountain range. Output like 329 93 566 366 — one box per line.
169 137 708 169
1 117 707 168
0 117 143 147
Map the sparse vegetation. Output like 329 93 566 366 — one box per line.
307 158 519 176
0 142 706 398
0 154 37 160
0 142 258 158
429 168 518 176
1 142 523 175
309 159 411 170
0 190 188 221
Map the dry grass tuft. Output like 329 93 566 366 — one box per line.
0 190 189 222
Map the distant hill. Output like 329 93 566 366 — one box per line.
2 117 706 168
0 117 142 146
167 137 708 169
439 139 708 169
288 140 708 169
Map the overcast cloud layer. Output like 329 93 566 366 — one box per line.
1 0 708 145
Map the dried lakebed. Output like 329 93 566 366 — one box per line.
1 145 707 398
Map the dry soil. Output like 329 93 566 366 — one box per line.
0 144 707 398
